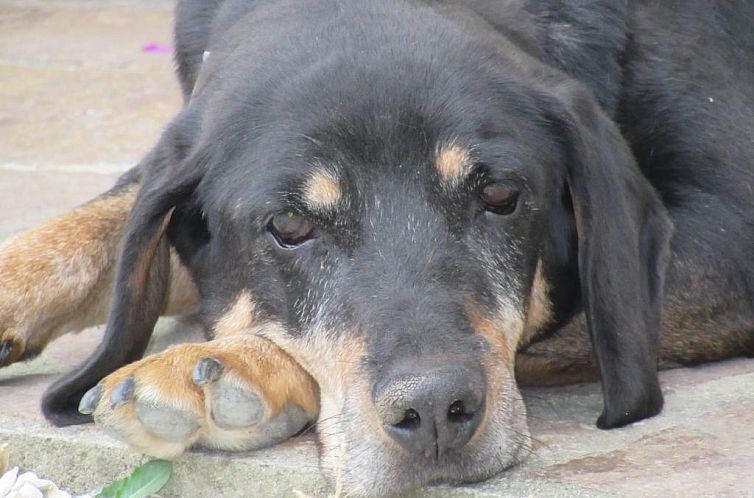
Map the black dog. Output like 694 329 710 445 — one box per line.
1 0 752 495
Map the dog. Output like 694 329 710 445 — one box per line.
1 0 752 495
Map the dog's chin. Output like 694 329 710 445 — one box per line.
316 380 530 497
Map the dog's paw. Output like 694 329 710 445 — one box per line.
0 234 46 367
0 227 109 367
78 336 319 458
0 265 49 368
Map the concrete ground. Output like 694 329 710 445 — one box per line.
0 1 752 496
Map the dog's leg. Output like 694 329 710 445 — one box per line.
517 275 754 387
0 179 197 367
515 316 600 386
77 332 319 458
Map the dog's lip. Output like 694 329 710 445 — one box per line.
319 443 521 497
317 392 527 495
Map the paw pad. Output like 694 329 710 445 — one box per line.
210 382 265 429
135 402 200 442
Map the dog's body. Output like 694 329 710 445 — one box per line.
1 0 752 495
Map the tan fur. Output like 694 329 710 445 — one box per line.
465 302 531 454
0 189 136 364
515 312 600 386
303 169 341 210
213 291 257 338
0 186 198 366
252 323 369 470
658 292 754 365
515 283 754 386
253 323 364 413
164 251 199 316
299 331 371 487
521 260 553 348
127 210 173 294
435 143 473 185
467 302 524 370
210 293 322 412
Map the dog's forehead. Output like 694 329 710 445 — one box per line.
205 134 541 228
197 72 555 223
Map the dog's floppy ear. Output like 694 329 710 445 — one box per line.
547 83 673 429
42 121 204 426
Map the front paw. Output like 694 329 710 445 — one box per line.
78 337 319 458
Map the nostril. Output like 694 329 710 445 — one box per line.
375 368 486 457
447 400 475 424
393 408 421 430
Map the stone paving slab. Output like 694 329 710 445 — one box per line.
0 1 180 165
0 168 122 238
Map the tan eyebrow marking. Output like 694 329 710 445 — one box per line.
435 143 474 185
303 169 341 209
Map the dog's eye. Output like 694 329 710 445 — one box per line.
480 183 519 215
268 211 316 248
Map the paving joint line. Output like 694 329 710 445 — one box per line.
0 162 133 174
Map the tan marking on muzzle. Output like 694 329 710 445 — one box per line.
521 260 553 348
304 169 341 210
213 291 258 338
465 301 529 451
436 144 473 185
467 302 525 367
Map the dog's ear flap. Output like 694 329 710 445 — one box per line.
42 123 204 426
547 83 673 428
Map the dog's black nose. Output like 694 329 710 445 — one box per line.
374 366 484 459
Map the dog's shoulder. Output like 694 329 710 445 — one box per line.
458 0 629 114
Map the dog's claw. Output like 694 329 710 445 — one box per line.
110 377 135 409
78 385 103 415
192 357 224 385
0 341 12 366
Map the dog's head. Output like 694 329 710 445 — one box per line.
52 3 671 495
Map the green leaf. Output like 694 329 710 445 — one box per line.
97 459 173 498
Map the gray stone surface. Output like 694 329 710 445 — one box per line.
0 0 180 165
1 0 753 496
